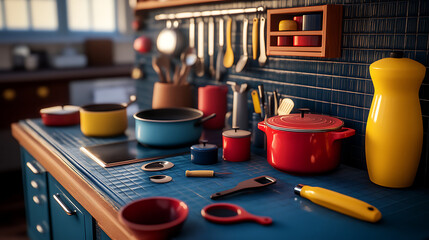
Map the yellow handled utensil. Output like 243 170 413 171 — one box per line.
185 170 231 177
252 18 259 60
223 17 234 68
294 184 382 223
251 90 261 114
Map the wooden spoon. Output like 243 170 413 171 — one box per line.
223 17 234 68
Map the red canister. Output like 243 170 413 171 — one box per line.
198 85 228 129
222 128 251 162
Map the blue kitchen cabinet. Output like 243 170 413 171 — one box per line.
21 148 51 240
21 148 99 240
48 174 93 240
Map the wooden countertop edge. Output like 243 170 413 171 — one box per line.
11 123 137 240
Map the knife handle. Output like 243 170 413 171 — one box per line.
251 90 261 114
186 170 215 177
294 184 382 223
252 18 259 60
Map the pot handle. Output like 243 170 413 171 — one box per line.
194 113 216 126
257 121 267 132
330 127 355 142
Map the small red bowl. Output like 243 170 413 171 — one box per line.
119 197 189 240
40 105 80 126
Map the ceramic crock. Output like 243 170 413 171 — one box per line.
258 109 355 173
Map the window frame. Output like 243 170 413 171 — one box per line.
0 0 130 43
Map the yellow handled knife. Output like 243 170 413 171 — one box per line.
294 184 382 223
251 90 261 114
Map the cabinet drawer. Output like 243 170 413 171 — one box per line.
48 174 93 240
21 149 50 240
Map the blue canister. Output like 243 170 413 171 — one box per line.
252 113 265 148
190 140 218 165
302 14 322 31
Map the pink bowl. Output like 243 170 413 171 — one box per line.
119 197 189 240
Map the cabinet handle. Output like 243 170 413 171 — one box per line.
26 162 40 174
53 194 76 216
33 196 40 204
36 224 44 233
30 180 39 189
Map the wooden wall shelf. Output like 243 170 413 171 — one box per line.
267 4 343 58
135 0 225 10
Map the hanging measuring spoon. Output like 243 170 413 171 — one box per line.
201 203 272 225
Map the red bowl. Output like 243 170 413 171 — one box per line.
119 197 188 240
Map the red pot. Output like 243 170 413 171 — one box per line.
40 105 80 126
258 110 355 173
222 128 251 162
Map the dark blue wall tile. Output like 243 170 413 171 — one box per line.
136 0 429 185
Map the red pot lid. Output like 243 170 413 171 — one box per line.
266 110 343 132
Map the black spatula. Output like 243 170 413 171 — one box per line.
210 176 277 200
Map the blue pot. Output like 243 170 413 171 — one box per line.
134 108 215 147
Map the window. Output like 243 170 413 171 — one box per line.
67 0 116 32
0 0 129 40
1 0 58 31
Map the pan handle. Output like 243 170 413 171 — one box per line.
194 113 216 126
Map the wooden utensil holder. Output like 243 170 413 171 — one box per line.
152 82 193 109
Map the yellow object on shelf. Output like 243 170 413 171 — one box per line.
294 184 382 223
365 52 426 188
279 20 298 31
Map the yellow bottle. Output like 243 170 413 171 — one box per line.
366 52 426 188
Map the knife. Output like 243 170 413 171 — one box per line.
294 184 382 223
257 85 265 119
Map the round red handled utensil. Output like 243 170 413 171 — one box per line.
201 203 272 225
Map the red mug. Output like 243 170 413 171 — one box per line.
198 85 228 129
222 128 251 162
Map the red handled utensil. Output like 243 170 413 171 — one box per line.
210 175 276 199
201 203 272 225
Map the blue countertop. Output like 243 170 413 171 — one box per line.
21 119 429 240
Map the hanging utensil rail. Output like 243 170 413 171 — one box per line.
154 6 266 21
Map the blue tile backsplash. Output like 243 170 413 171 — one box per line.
135 0 429 186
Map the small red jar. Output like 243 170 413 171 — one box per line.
222 128 251 162
198 85 228 129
